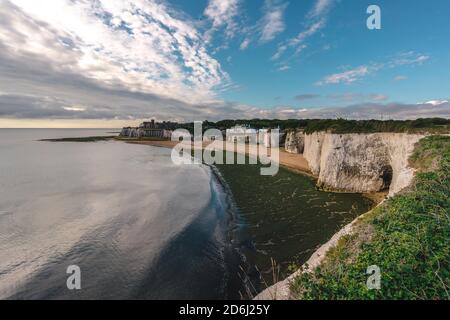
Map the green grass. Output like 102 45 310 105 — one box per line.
303 118 450 134
158 118 450 133
290 135 450 300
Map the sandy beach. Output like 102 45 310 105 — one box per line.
123 139 312 175
122 138 386 202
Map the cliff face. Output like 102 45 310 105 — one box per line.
302 132 425 196
255 132 427 300
285 130 305 154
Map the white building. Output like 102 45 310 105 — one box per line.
225 125 279 148
120 120 172 139
226 125 258 144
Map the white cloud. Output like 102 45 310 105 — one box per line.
264 101 450 120
63 106 87 112
421 100 449 106
240 38 251 50
204 0 240 40
3 0 228 105
272 45 287 60
235 0 287 51
389 52 430 67
318 51 430 86
326 93 389 102
394 75 408 81
309 0 334 18
272 0 334 62
0 1 446 125
317 66 371 85
288 21 325 48
277 65 290 72
259 0 288 43
370 94 389 102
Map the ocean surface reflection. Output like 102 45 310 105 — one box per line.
0 129 241 299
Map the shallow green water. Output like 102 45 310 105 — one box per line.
215 159 374 291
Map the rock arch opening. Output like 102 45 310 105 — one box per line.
380 165 393 191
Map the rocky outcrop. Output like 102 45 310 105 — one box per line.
285 130 305 154
303 133 425 196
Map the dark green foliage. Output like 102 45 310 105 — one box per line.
291 135 450 300
212 119 308 130
302 118 450 134
165 118 450 134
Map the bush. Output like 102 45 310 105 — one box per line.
303 118 450 134
156 118 450 134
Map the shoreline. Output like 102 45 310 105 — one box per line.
123 139 384 202
45 136 383 298
205 164 259 299
123 139 312 176
126 138 384 299
42 135 382 299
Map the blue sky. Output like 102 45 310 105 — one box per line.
0 0 449 127
176 0 450 109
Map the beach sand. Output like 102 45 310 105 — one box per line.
123 139 312 175
122 138 386 202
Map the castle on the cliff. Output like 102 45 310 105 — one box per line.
120 120 172 139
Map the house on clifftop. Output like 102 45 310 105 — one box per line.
120 120 172 139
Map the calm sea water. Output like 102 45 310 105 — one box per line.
0 129 373 299
215 161 374 292
0 129 241 299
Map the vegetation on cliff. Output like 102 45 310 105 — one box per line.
166 118 450 134
302 118 450 134
290 135 449 300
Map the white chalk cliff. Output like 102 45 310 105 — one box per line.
254 132 426 300
303 132 425 196
285 130 305 154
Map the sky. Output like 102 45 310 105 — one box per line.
0 0 449 128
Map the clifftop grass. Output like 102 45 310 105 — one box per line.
162 118 450 133
291 135 450 300
302 118 450 134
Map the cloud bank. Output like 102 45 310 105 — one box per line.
0 1 229 99
317 52 430 85
0 0 237 123
0 0 447 126
256 101 450 120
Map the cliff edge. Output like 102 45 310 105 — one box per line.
303 132 425 196
255 132 443 300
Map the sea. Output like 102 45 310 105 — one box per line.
0 129 373 299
